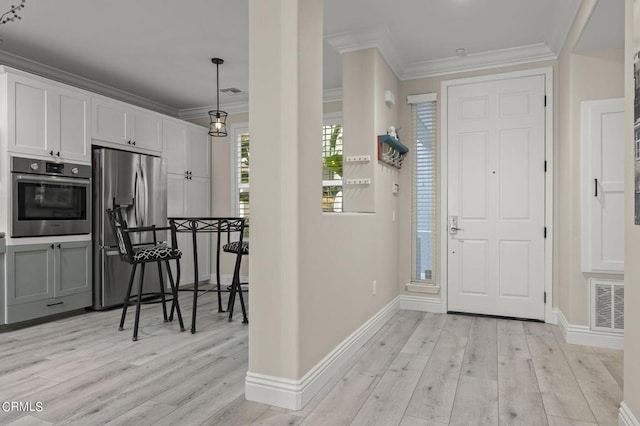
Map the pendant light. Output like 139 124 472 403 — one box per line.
208 58 228 137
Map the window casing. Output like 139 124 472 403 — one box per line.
411 95 437 283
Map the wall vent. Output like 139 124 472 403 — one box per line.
590 279 624 333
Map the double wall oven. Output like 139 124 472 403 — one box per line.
11 156 91 237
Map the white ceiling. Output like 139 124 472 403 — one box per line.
0 0 609 118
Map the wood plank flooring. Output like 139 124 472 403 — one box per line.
0 291 623 425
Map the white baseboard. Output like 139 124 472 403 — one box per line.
399 295 444 313
620 402 640 426
550 307 558 325
557 310 624 350
245 296 401 410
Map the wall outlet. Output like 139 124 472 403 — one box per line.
372 280 377 295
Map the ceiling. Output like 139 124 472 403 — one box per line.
0 0 619 118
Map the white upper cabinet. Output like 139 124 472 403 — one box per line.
162 119 209 179
92 98 162 152
8 73 90 162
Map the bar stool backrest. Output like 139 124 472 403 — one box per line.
106 208 135 264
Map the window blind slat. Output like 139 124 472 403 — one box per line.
413 99 437 282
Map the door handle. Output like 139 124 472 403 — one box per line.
449 215 463 234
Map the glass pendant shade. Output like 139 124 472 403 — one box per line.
208 109 228 137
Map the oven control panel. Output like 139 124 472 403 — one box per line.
11 156 91 179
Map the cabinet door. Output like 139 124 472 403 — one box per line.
187 127 210 179
56 88 91 162
56 241 91 297
581 99 625 273
132 111 162 152
92 99 129 144
6 244 54 304
187 178 211 281
163 120 187 175
9 75 55 156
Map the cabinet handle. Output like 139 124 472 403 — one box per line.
56 152 60 157
50 244 54 249
56 244 61 249
46 301 64 307
127 140 132 145
49 150 54 156
132 141 136 146
594 178 598 197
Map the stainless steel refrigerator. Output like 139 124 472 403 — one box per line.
92 147 168 309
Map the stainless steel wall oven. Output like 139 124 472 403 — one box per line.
11 156 91 237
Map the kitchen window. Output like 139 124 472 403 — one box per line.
322 114 343 212
232 125 250 227
232 115 344 220
410 94 437 282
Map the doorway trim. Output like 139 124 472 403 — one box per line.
439 66 554 322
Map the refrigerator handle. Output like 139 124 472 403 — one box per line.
142 163 148 227
134 166 141 226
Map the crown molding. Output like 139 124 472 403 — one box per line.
179 100 249 120
0 50 178 117
546 0 582 54
325 25 405 79
179 88 344 120
401 43 557 80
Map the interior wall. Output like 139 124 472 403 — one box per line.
562 49 624 326
298 47 400 374
556 0 625 327
624 0 640 418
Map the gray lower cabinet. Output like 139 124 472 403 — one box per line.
5 241 91 324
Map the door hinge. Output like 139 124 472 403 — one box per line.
544 160 547 172
544 95 547 107
544 227 547 239
544 291 547 304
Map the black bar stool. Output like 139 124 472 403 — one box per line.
106 208 185 341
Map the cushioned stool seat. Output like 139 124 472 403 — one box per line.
222 241 249 255
133 246 182 262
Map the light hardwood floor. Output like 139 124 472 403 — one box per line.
0 290 623 425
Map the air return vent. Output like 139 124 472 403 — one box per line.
590 279 624 333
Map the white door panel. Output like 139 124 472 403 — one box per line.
581 99 625 273
447 74 546 320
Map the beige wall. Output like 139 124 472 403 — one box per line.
298 48 400 374
624 0 640 418
247 0 402 380
556 0 624 326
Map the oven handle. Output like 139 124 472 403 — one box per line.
14 174 90 186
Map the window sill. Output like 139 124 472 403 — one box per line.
406 282 440 294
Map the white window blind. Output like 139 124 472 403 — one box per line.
233 126 250 227
411 95 437 282
322 118 343 212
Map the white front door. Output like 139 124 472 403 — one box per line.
446 74 546 320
